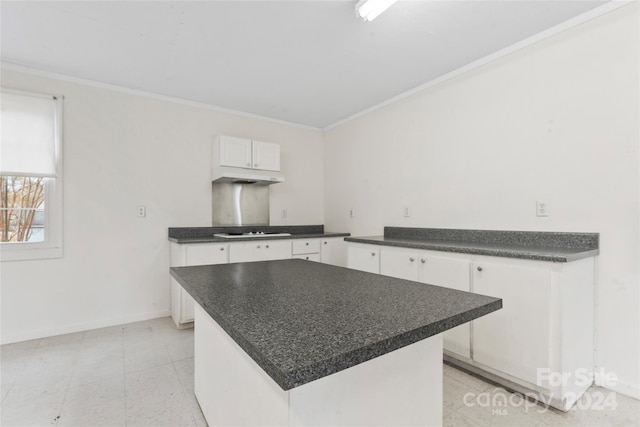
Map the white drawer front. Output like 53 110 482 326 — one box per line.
293 253 321 262
292 239 321 255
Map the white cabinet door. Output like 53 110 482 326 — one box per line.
347 245 380 274
472 261 550 384
419 255 471 358
229 240 292 263
218 135 252 169
320 238 347 267
171 243 229 327
260 240 292 261
186 244 228 266
380 248 419 281
229 242 263 263
252 140 280 171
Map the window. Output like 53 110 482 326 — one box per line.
0 89 63 261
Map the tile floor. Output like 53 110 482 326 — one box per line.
1 317 638 427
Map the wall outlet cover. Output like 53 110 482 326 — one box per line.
536 201 549 217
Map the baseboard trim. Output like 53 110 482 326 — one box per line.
1 309 171 345
596 375 640 400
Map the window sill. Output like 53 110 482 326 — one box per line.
0 244 63 262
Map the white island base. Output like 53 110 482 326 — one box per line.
194 305 444 427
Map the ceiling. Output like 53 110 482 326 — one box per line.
1 1 611 129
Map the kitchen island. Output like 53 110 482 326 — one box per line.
170 259 501 426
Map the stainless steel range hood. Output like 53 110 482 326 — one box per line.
212 166 284 185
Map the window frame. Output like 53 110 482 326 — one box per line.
0 89 63 261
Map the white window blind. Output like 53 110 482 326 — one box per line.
1 90 59 177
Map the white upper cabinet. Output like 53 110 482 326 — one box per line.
218 136 253 168
252 140 280 171
214 135 280 171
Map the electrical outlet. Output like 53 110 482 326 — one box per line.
281 209 287 218
137 206 146 217
536 201 549 217
349 208 355 218
403 206 411 217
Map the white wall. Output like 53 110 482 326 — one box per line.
0 69 324 344
324 4 639 398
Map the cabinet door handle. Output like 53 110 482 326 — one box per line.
266 245 270 249
306 242 309 246
371 252 376 256
421 258 426 264
246 162 251 167
254 163 258 167
305 256 309 260
220 247 224 251
324 241 327 245
257 245 261 249
409 257 415 262
477 266 483 272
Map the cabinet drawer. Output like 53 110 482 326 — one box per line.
185 243 228 266
229 240 292 263
293 253 321 262
292 239 321 255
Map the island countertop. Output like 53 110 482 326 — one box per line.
170 259 501 390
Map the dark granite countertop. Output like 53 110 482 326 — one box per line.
170 259 501 390
345 227 599 263
168 225 349 244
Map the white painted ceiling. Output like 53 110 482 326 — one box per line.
1 1 610 128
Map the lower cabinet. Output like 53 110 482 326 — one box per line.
290 237 348 265
171 237 349 328
379 248 471 358
320 238 348 267
292 238 321 262
472 261 550 385
347 242 595 411
170 242 228 328
347 244 380 273
419 255 471 359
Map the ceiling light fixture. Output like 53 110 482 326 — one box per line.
355 0 398 21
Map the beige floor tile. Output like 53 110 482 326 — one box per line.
444 364 494 392
0 386 66 426
69 343 124 388
1 340 40 403
453 387 543 427
125 363 196 427
58 376 126 427
530 386 640 427
444 375 475 411
165 329 195 362
173 357 195 394
37 331 84 350
2 317 638 427
444 407 483 427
